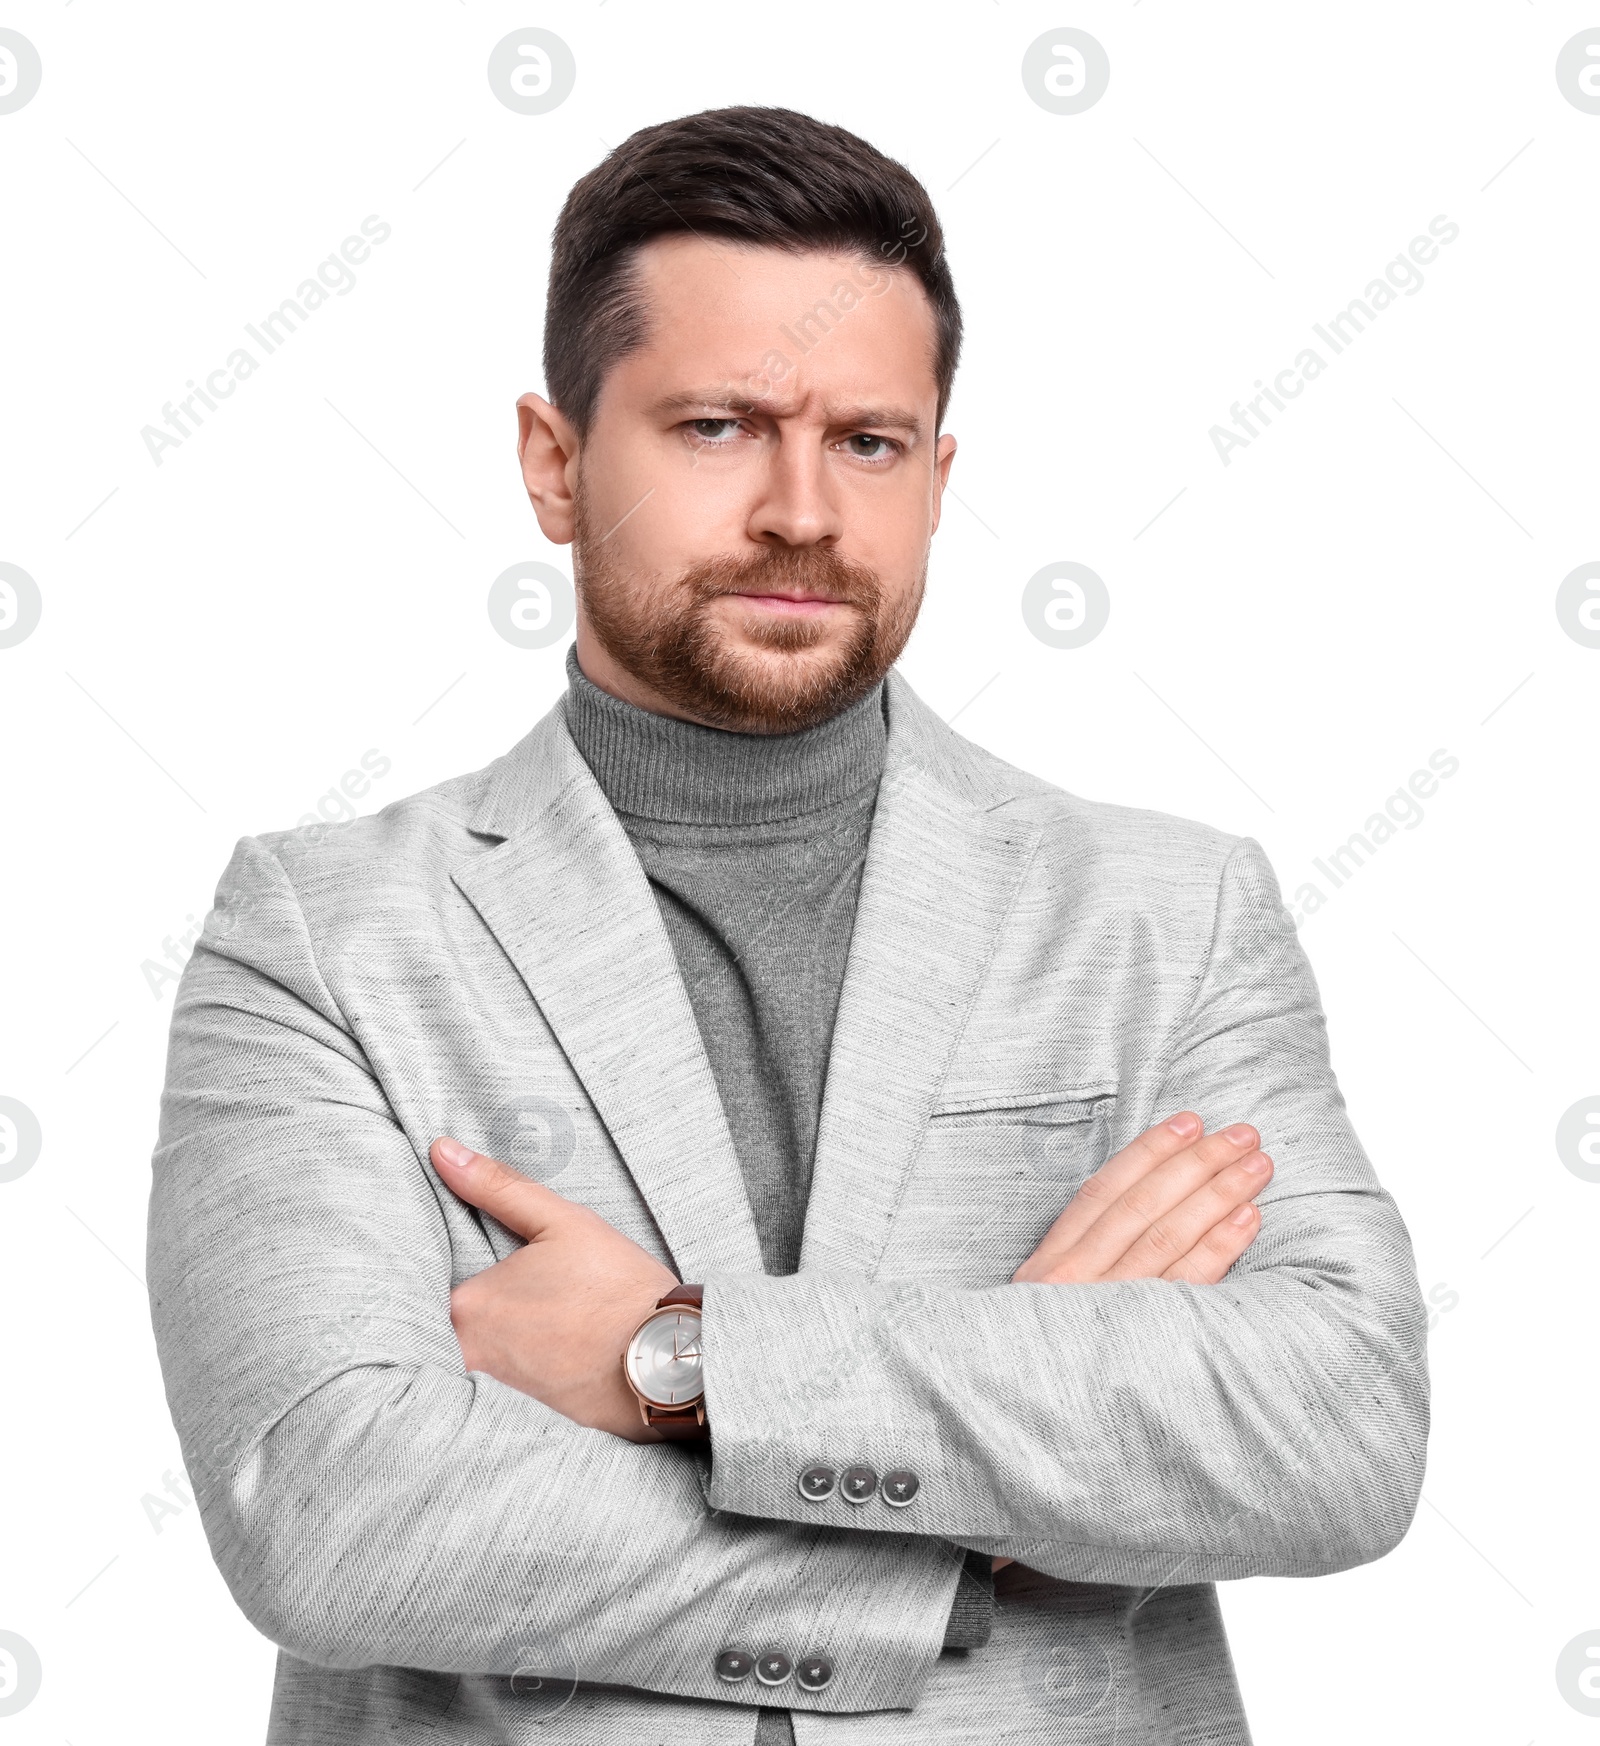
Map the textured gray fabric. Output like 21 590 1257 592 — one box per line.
558 644 889 828
562 656 990 1746
146 664 1429 1744
562 646 885 1279
940 1551 995 1648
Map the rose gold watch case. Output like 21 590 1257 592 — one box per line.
622 1303 705 1414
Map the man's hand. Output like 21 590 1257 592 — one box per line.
1013 1111 1272 1286
431 1136 677 1442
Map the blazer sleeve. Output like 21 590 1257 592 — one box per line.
700 835 1430 1586
145 836 963 1709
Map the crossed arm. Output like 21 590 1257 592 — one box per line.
146 832 1427 1708
434 1112 1279 1452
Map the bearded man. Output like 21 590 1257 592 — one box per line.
147 105 1427 1746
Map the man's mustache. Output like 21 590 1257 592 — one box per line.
679 546 882 607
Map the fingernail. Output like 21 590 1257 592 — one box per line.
1229 1204 1257 1225
1165 1113 1200 1138
1242 1152 1271 1175
1223 1123 1256 1146
435 1137 474 1169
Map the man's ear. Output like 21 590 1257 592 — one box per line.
929 430 957 536
517 392 581 545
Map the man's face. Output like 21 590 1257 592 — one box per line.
519 235 956 733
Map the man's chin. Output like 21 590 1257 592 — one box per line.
675 634 880 735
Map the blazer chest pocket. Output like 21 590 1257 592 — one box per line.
883 1091 1117 1284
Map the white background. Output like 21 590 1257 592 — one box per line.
1 3 1596 1741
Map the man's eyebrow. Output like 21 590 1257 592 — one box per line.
648 389 927 432
827 402 926 434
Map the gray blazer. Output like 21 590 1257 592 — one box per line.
147 668 1428 1744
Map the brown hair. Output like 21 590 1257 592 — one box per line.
543 105 962 434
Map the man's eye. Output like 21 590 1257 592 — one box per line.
841 434 898 461
687 418 742 443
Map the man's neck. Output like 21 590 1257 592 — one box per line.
560 642 888 826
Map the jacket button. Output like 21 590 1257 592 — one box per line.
796 1654 834 1692
880 1468 920 1507
840 1465 877 1505
755 1649 793 1686
715 1647 754 1683
798 1464 837 1502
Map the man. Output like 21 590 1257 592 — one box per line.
147 107 1427 1744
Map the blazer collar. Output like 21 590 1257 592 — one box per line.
451 699 766 1280
451 669 1043 1282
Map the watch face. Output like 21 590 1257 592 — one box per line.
626 1307 703 1407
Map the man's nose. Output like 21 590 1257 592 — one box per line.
746 433 844 548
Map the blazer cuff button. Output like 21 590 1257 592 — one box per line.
755 1650 793 1687
714 1647 754 1683
880 1468 920 1507
840 1464 878 1504
797 1654 834 1693
798 1464 837 1501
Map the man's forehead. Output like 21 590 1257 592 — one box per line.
630 231 875 298
617 235 940 422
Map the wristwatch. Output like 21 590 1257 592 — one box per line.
622 1282 707 1441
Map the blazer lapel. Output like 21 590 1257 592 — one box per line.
799 675 1044 1278
450 705 766 1281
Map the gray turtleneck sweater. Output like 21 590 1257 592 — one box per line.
563 645 885 1276
561 648 992 1737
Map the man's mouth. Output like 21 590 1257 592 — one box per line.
725 590 850 615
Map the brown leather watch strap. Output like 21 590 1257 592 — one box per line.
646 1400 708 1440
657 1281 703 1309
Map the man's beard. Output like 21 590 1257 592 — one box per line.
571 485 924 735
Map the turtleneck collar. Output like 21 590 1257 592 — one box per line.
560 643 888 826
